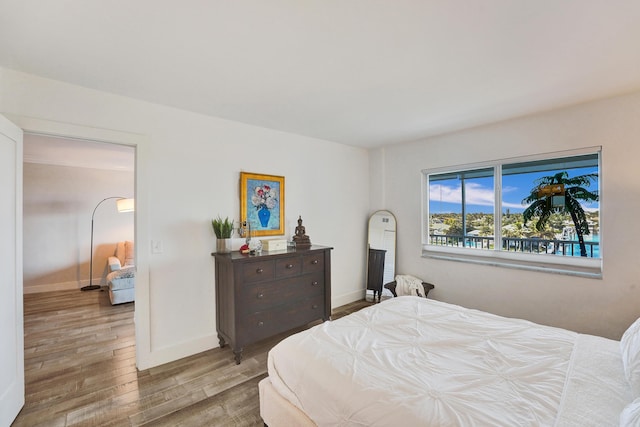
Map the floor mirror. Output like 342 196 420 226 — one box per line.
366 210 396 302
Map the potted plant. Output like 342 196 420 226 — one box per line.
212 216 234 253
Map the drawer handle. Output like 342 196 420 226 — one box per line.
312 304 318 309
312 259 319 265
311 281 319 286
286 264 294 269
257 292 264 299
257 321 264 327
256 268 263 274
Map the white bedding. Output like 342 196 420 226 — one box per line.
267 297 632 426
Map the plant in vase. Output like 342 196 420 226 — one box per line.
212 216 234 253
251 185 278 227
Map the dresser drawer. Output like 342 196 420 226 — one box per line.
213 246 332 364
275 256 302 278
241 294 325 344
302 253 325 274
240 260 275 283
241 274 324 314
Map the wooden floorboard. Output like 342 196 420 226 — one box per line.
12 288 373 426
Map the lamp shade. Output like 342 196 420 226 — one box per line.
116 198 135 213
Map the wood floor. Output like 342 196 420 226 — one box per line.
13 288 373 426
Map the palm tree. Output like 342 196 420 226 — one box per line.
522 171 598 257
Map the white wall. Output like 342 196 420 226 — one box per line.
23 162 134 293
1 67 370 368
370 91 640 340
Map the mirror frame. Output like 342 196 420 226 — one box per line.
366 210 397 301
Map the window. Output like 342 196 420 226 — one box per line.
428 168 495 249
423 148 601 277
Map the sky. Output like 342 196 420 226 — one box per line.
429 167 599 214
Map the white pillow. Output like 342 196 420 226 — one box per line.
620 397 640 427
621 317 640 396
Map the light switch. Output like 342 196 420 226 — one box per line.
151 240 164 254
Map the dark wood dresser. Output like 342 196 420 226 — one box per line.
366 248 386 302
212 245 332 364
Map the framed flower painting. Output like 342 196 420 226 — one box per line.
239 172 285 236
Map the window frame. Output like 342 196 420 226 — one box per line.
421 147 602 278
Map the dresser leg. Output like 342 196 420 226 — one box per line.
233 348 243 365
217 334 226 348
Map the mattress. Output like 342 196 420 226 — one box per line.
267 297 632 426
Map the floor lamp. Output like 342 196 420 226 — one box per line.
81 197 135 291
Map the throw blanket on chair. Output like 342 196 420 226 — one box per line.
394 274 425 297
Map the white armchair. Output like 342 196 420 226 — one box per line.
106 241 135 305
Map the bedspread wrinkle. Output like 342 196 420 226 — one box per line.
268 297 630 426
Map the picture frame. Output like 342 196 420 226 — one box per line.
240 172 285 237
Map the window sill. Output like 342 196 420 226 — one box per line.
422 245 602 279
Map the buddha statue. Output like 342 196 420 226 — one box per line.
293 215 311 249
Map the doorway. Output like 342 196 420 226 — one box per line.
23 133 135 294
7 113 152 370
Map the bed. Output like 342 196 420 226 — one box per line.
259 297 640 426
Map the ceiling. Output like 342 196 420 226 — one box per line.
2 1 640 148
23 133 134 171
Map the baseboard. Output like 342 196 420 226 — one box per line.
332 289 366 308
137 291 368 370
24 280 82 293
136 292 367 370
23 278 104 293
138 334 219 370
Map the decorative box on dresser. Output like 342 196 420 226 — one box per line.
212 245 332 364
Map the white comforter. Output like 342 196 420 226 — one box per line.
268 297 632 426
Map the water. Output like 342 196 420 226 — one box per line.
445 234 601 258
555 234 600 258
